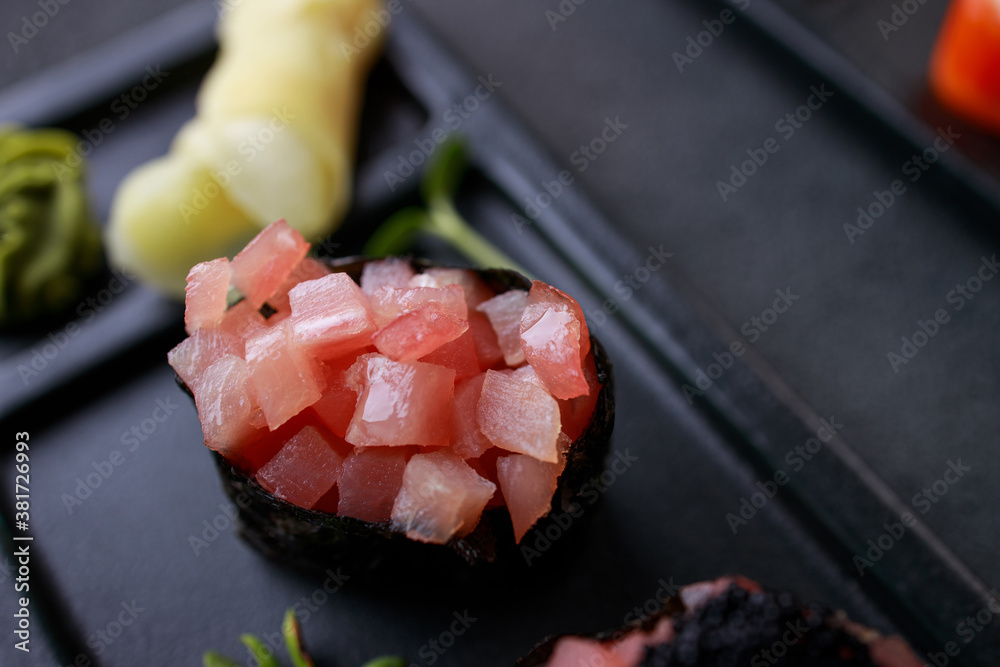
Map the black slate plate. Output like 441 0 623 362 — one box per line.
0 1 996 665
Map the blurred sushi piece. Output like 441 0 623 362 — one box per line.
930 0 1000 135
518 576 922 667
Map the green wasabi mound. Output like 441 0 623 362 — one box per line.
0 125 103 326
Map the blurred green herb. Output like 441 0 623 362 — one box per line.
203 610 402 667
363 138 529 277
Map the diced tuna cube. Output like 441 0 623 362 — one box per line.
184 257 230 334
450 373 493 459
520 280 591 399
245 320 324 430
558 351 601 441
408 268 494 307
345 354 455 447
216 298 268 349
255 425 349 509
194 354 263 457
469 310 505 369
477 369 561 463
237 410 326 475
229 219 310 308
337 447 410 522
168 328 242 391
308 354 363 438
420 270 507 370
391 450 496 544
368 284 468 328
360 257 416 296
419 328 480 382
373 302 469 361
476 289 528 366
496 453 562 542
288 272 377 359
267 256 332 316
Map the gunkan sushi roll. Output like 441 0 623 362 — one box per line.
169 219 614 575
517 576 922 667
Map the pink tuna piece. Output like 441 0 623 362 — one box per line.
360 257 416 296
520 280 591 400
477 370 561 463
267 256 332 317
229 219 310 308
168 328 241 391
308 354 363 438
476 289 529 366
255 425 349 509
558 351 601 442
373 302 469 361
419 328 480 381
244 320 325 430
184 257 230 334
415 269 508 370
368 284 468 328
337 447 411 522
345 354 455 447
390 450 496 544
193 354 263 457
288 272 377 359
469 310 505 370
496 453 563 542
216 299 268 350
408 268 494 307
449 373 493 459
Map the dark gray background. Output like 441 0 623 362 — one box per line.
1 0 998 664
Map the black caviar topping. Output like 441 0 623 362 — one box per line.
639 584 877 667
